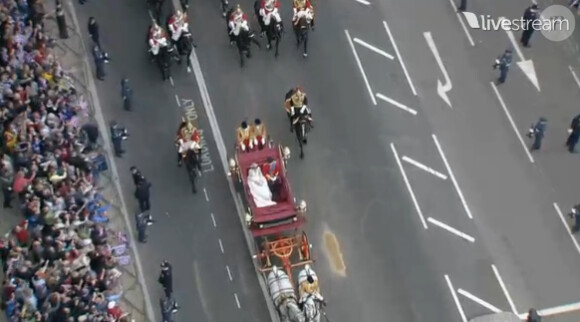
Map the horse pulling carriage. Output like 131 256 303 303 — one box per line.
228 122 327 322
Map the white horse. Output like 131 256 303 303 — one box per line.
297 265 324 322
267 266 306 322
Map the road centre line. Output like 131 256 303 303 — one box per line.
446 0 475 47
553 203 580 255
204 188 209 202
427 217 475 243
219 238 225 253
353 38 394 60
517 301 580 319
211 213 217 227
390 143 428 229
354 0 371 5
489 82 535 164
345 30 377 105
401 155 448 180
175 94 181 107
169 76 175 87
432 134 474 219
491 264 519 315
226 265 233 281
569 66 580 89
445 275 468 322
457 289 502 313
234 293 241 309
383 20 417 96
375 93 418 115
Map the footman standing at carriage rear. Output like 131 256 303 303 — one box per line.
175 118 202 167
228 5 250 45
236 121 254 152
253 118 268 150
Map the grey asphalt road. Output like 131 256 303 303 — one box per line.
71 0 270 321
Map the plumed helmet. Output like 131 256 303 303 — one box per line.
241 121 248 129
265 0 274 11
295 86 303 95
254 118 261 125
234 5 243 20
176 10 182 18
306 274 314 284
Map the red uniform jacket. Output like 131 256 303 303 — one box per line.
261 161 281 181
229 13 248 23
260 0 280 10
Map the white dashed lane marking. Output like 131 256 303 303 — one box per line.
204 188 210 202
211 213 217 227
427 217 475 243
218 238 225 254
234 293 241 309
376 93 418 115
226 265 233 281
402 155 447 179
353 38 394 60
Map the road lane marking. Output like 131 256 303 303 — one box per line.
489 82 535 163
553 203 580 255
517 301 580 319
383 20 417 96
427 217 475 242
345 30 377 105
390 143 428 229
447 0 475 46
457 289 502 313
432 135 474 219
203 188 209 202
353 38 394 60
424 32 453 108
211 213 217 227
354 0 371 5
401 156 447 179
218 238 225 253
234 293 241 309
375 93 418 115
445 275 468 322
569 65 580 89
169 76 175 87
491 264 519 315
226 265 233 281
175 94 181 107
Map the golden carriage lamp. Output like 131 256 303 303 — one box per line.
296 200 307 215
227 157 238 177
244 211 253 227
282 146 291 160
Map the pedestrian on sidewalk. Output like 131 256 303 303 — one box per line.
494 49 512 84
458 0 467 11
121 78 133 111
130 166 146 186
566 113 580 153
526 308 541 322
521 5 539 47
135 211 150 243
158 261 174 298
527 117 547 151
134 179 151 212
88 17 101 48
92 45 106 81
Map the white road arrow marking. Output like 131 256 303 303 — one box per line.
499 17 540 92
424 32 453 108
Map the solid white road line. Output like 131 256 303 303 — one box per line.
376 93 418 115
353 38 394 60
401 155 448 179
553 203 580 255
390 143 428 229
445 275 468 322
457 289 502 313
211 213 217 228
345 30 377 105
569 66 580 89
175 94 181 107
218 238 225 254
490 82 535 163
447 0 475 46
383 20 417 96
204 188 209 202
427 217 475 242
423 31 453 108
517 301 580 319
354 0 371 5
234 293 241 309
226 265 233 281
491 264 519 315
432 134 474 219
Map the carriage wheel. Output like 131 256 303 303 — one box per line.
299 232 311 261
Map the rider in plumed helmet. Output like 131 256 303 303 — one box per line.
228 4 250 44
149 21 168 57
292 0 314 28
284 86 312 132
168 9 188 42
175 118 201 166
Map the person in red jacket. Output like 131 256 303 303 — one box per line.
261 157 282 198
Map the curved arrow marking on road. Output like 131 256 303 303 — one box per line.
423 32 453 108
499 17 541 92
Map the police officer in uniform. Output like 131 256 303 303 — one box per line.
158 261 174 298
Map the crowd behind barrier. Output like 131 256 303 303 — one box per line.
0 0 132 320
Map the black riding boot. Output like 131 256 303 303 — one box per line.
177 152 182 167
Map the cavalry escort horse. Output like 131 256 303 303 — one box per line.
285 87 313 159
228 6 261 67
255 0 283 58
176 119 202 193
167 10 196 72
147 22 176 80
292 0 313 57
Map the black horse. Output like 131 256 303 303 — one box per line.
184 149 202 193
293 113 311 159
233 28 261 67
148 0 164 21
155 46 171 80
175 31 195 71
294 16 310 57
264 20 283 58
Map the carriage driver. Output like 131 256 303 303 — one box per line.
292 0 314 28
236 121 254 152
252 118 268 150
285 86 313 132
259 0 282 33
149 22 169 56
175 118 201 167
168 10 189 42
228 5 250 44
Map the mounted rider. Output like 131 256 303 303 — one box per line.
168 10 189 42
175 118 201 167
292 0 314 28
285 86 313 131
149 21 169 56
298 265 325 309
259 0 282 35
252 118 268 150
228 5 250 45
236 121 254 152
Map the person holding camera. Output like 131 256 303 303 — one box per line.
158 261 174 298
527 117 547 151
494 49 512 84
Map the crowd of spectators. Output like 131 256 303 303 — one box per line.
0 0 130 320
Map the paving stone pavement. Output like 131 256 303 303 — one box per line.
0 1 152 321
